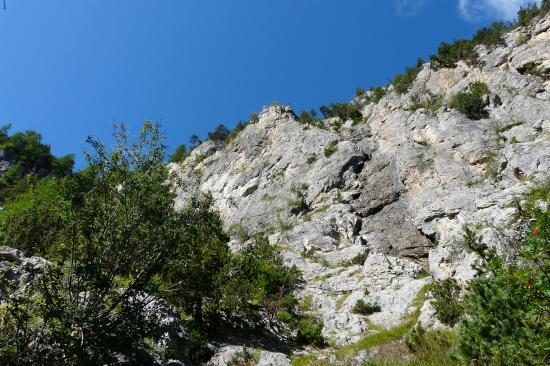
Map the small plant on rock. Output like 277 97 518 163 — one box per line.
449 81 490 120
352 299 381 316
324 141 338 158
227 347 260 366
430 278 464 326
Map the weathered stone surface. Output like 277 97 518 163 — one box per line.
171 14 550 351
207 345 291 366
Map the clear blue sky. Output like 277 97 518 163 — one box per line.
0 0 537 166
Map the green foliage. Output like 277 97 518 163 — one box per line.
393 59 424 94
517 3 541 27
169 143 188 162
288 183 310 215
449 81 489 120
227 347 260 366
472 21 507 47
295 314 325 347
365 86 387 104
430 278 464 326
226 121 249 143
324 141 338 158
456 190 550 365
220 236 301 327
162 193 230 326
408 93 444 115
208 123 230 143
430 39 478 69
0 177 67 257
516 33 530 45
355 87 365 97
0 121 186 365
338 252 368 267
298 109 318 125
0 125 73 204
319 103 362 123
352 299 381 316
187 326 214 364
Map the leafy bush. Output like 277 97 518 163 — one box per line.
449 81 489 120
430 39 477 69
298 109 318 125
319 103 362 123
365 87 387 104
324 141 338 158
0 125 73 204
0 177 67 257
208 123 230 142
517 3 541 27
226 121 249 143
430 278 464 326
339 252 369 267
408 93 444 115
0 122 188 364
288 183 310 215
352 299 381 316
457 192 550 365
162 193 230 327
295 314 325 347
227 347 260 366
220 236 301 327
472 21 507 47
393 59 424 94
169 143 188 162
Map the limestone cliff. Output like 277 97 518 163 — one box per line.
171 13 550 362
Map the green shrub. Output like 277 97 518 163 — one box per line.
319 103 362 123
449 81 489 120
0 177 67 257
366 87 387 104
430 39 477 69
430 278 464 326
0 125 73 204
0 122 193 365
296 314 325 347
339 252 369 267
516 33 530 45
393 59 424 94
472 21 507 47
517 3 540 27
298 110 317 125
225 121 249 143
352 299 381 316
457 193 550 365
355 87 365 97
227 347 260 366
208 124 230 142
288 183 310 215
220 236 301 325
324 141 338 158
169 143 188 163
408 94 444 115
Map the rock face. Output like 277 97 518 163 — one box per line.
172 13 550 348
207 346 291 366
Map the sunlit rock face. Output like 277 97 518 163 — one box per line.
172 13 550 346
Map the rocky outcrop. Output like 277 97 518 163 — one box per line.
207 346 291 366
172 13 550 350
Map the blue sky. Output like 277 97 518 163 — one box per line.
0 0 539 166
